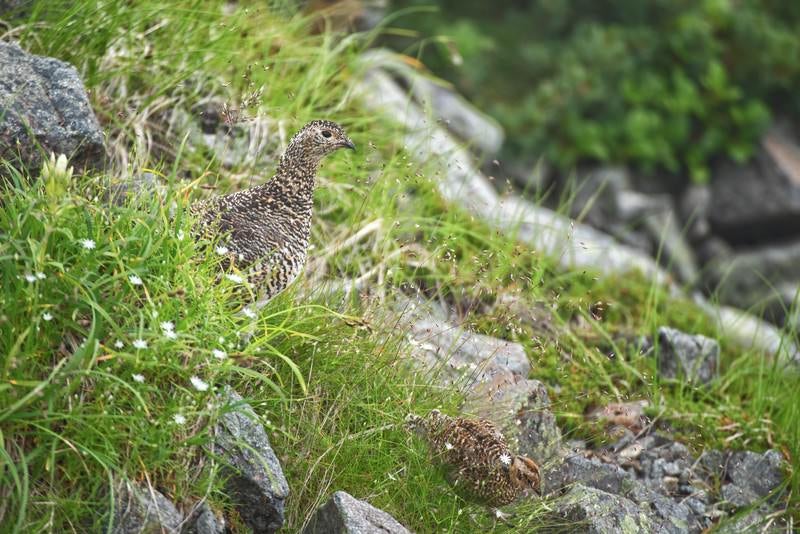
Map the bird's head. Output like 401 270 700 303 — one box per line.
508 455 541 496
289 120 355 163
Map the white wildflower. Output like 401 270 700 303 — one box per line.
132 339 147 350
132 373 145 383
173 413 186 425
160 321 175 332
445 442 454 451
24 273 37 283
164 330 177 340
190 376 209 392
218 336 225 343
242 307 257 319
128 274 143 286
215 245 229 255
80 239 96 250
499 453 512 466
177 230 185 241
212 349 227 360
114 340 124 349
225 273 244 283
42 312 53 321
36 272 46 280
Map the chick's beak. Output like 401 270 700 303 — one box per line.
341 137 356 151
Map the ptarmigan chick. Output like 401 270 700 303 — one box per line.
406 409 540 508
191 120 354 303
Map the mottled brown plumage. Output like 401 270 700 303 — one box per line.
191 120 354 302
406 409 540 507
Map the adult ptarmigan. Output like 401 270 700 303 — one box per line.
192 120 354 303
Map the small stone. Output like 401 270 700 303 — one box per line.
656 326 720 384
181 502 225 534
662 476 679 493
662 461 681 477
111 480 183 534
302 491 411 534
725 450 784 500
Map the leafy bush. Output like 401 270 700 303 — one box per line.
389 0 800 181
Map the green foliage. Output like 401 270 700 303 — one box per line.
388 0 800 181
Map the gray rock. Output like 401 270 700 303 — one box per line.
356 60 669 284
716 508 786 533
639 207 699 284
0 41 105 175
406 312 530 388
553 484 654 533
181 502 225 534
725 450 784 502
721 483 759 508
464 369 563 464
544 454 630 496
624 482 695 533
656 327 719 384
361 49 504 157
706 239 800 327
680 184 712 243
709 123 800 244
112 480 183 534
213 389 289 534
358 54 798 365
302 491 411 534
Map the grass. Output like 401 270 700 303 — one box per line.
0 0 798 532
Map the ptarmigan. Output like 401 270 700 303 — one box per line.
191 120 354 303
406 409 540 508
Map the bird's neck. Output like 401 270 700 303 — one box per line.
265 151 320 211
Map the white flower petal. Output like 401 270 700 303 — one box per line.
128 274 143 286
114 340 124 349
132 339 148 350
242 307 257 319
160 321 175 332
132 373 145 383
190 376 209 392
24 273 37 283
215 245 229 255
80 239 96 250
177 230 185 241
212 349 227 360
173 413 186 425
42 312 53 321
35 272 46 279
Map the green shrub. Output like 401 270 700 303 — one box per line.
389 0 800 181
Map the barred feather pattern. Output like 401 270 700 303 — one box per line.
191 120 354 301
407 410 541 507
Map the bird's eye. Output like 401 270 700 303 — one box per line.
322 130 332 138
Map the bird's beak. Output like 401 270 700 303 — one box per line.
341 138 356 151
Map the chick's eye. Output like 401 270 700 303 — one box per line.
322 130 332 138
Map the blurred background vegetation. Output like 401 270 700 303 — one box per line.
386 0 800 182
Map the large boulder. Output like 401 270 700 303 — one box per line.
302 491 411 534
212 389 289 534
708 123 800 244
0 41 105 175
705 239 800 328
